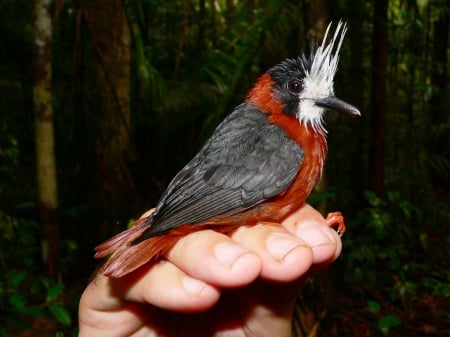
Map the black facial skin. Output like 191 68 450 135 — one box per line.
267 56 313 117
267 55 361 119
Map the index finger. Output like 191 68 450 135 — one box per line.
281 204 342 263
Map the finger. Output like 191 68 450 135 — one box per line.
166 229 262 288
282 204 342 265
81 261 220 314
231 223 313 283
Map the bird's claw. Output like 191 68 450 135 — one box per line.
325 211 346 237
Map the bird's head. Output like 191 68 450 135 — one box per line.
248 21 360 133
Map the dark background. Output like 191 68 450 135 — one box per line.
0 0 448 336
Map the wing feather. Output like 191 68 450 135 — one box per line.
139 103 304 239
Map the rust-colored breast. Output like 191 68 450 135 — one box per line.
207 74 328 225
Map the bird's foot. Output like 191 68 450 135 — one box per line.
325 211 346 237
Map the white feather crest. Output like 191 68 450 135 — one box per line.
308 21 347 96
298 21 348 133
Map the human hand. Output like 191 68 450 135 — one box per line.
78 204 342 337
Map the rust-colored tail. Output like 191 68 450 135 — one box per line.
95 221 230 277
95 218 183 278
95 224 147 259
98 235 178 277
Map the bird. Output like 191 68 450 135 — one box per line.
95 21 360 278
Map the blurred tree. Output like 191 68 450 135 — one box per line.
427 3 449 217
429 5 449 186
84 0 134 230
369 0 388 197
33 0 59 279
347 0 366 206
430 7 448 125
302 0 328 41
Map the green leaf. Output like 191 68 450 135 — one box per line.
46 283 64 302
9 271 28 287
9 293 27 309
6 314 32 331
48 305 72 326
365 190 382 207
378 315 401 335
15 201 36 210
307 191 336 204
16 306 48 318
365 300 381 313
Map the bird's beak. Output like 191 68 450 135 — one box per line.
314 96 361 116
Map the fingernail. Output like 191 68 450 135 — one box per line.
297 222 332 247
183 276 206 295
266 234 302 261
214 243 248 267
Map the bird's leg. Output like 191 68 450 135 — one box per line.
325 211 346 237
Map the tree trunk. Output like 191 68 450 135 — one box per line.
369 0 388 197
429 7 449 187
302 0 328 42
33 0 59 279
84 0 133 230
430 9 449 125
345 0 365 206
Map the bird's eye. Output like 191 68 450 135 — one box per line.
287 79 303 94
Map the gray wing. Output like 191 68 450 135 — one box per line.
141 103 304 238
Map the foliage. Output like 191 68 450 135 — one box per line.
124 0 304 184
330 191 450 336
0 212 78 336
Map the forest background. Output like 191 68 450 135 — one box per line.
0 0 448 336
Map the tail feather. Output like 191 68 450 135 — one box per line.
95 225 148 259
101 235 179 277
95 223 209 278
